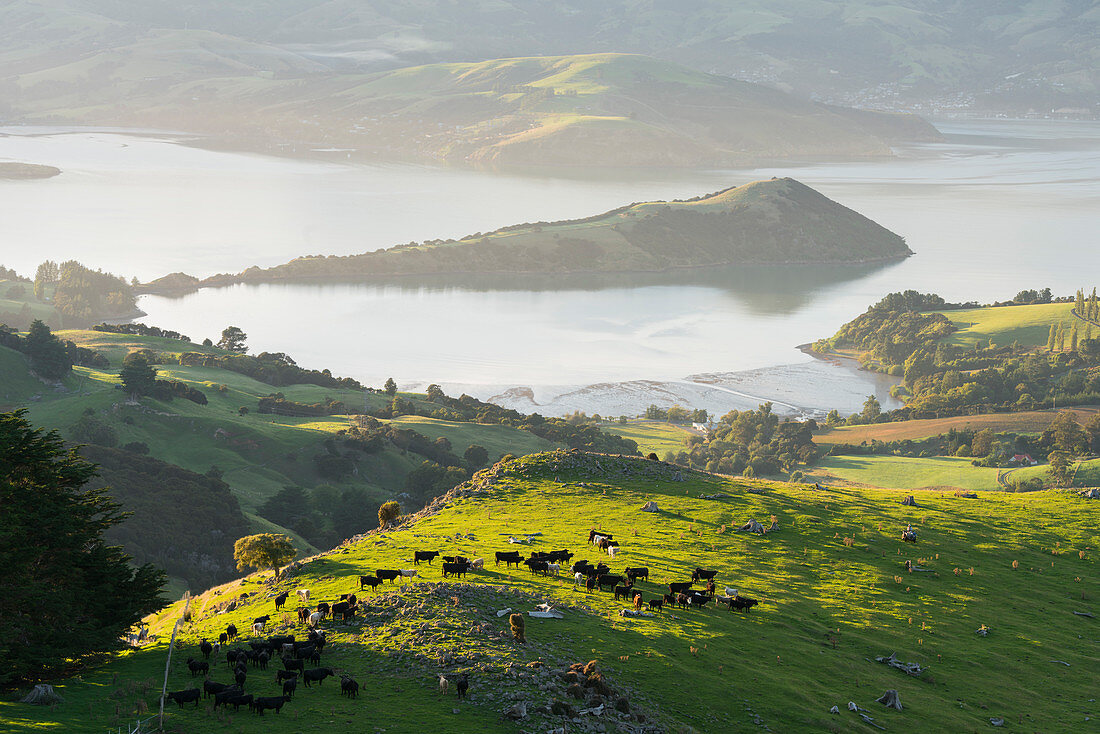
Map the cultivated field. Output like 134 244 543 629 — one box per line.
814 408 1100 445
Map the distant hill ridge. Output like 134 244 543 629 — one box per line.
190 177 911 288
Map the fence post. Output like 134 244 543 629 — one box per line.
157 592 190 731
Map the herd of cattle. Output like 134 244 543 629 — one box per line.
163 525 757 715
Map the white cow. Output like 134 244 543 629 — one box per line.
470 558 484 570
308 611 323 628
400 569 417 579
607 546 618 559
297 589 310 603
546 563 560 575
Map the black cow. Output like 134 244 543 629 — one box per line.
282 676 298 698
691 568 718 583
624 567 649 583
297 606 310 624
456 673 469 699
203 680 231 699
316 602 330 618
669 581 693 595
226 623 238 640
376 569 401 583
302 667 335 687
414 550 440 565
359 575 383 590
276 669 299 684
251 695 289 715
274 592 288 611
723 596 760 613
256 651 269 670
212 687 242 709
526 559 549 575
165 688 200 708
597 574 623 591
495 551 523 567
585 576 598 592
339 593 358 606
442 556 469 565
293 644 316 660
225 693 253 712
442 562 468 578
199 638 213 660
186 657 208 677
234 669 247 690
549 550 574 563
332 601 350 619
572 560 593 573
647 598 664 613
595 563 610 576
341 675 359 698
281 657 304 673
588 529 613 544
687 592 713 609
613 585 635 601
253 614 271 628
218 631 228 645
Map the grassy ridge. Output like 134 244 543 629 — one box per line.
3 451 1096 732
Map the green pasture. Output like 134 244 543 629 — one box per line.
808 455 1002 492
936 303 1076 348
4 451 1096 732
600 420 696 457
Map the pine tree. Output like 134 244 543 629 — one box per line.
1070 325 1078 352
1076 289 1085 316
1056 323 1065 351
1047 324 1057 351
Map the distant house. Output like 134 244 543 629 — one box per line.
1008 453 1038 466
691 422 709 434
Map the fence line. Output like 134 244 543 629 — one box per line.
156 591 191 731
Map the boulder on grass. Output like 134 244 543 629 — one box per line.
640 501 659 513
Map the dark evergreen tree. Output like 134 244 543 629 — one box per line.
23 319 72 379
119 352 157 398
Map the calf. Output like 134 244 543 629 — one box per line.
282 676 298 698
251 622 264 635
296 589 310 603
251 695 289 715
613 585 635 601
186 657 209 677
469 557 484 570
359 575 383 590
414 550 440 565
376 569 401 583
297 606 310 624
274 592 288 611
234 669 247 690
308 611 323 628
691 568 718 583
199 638 213 660
399 569 418 580
165 688 201 708
442 562 468 578
633 593 643 612
624 567 649 583
276 669 299 683
302 667 335 687
546 563 561 575
340 675 359 698
585 576 598 592
675 593 690 609
574 572 587 585
455 673 469 699
607 545 618 559
218 631 228 646
316 602 330 618
647 598 664 613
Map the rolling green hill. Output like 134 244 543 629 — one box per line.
3 451 1096 732
190 178 911 286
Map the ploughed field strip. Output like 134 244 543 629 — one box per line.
7 450 1097 733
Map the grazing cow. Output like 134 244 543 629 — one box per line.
212 687 243 709
624 567 649 583
341 675 359 698
282 676 298 698
251 622 264 635
308 611 323 628
546 563 561 575
296 606 310 624
274 592 288 611
647 598 664 613
234 669 247 690
376 569 401 583
339 593 358 606
400 569 418 580
225 624 238 640
724 596 760 613
296 589 310 603
165 688 201 708
691 568 718 583
218 631 228 646
669 581 693 595
607 545 618 559
414 550 440 565
316 602 330 618
302 667 335 687
251 695 289 715
442 556 469 565
470 557 484 570
359 575 383 590
186 657 209 677
332 601 350 619
456 673 469 699
276 668 299 683
675 593 690 609
442 562 468 579
495 551 523 567
585 576 598 592
256 651 269 670
597 574 624 591
614 585 635 601
633 593 643 612
526 559 549 575
199 638 213 660
574 572 587 585
225 693 252 712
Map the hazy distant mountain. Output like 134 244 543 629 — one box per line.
1 0 1095 116
191 177 912 285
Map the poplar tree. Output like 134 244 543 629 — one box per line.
1047 324 1057 351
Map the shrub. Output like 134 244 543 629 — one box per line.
510 613 525 642
378 500 401 528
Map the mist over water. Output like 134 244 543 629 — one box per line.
3 119 1099 416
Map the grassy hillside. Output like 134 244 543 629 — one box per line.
6 47 939 168
600 420 698 457
193 178 911 286
938 303 1077 348
3 451 1096 732
807 455 1002 492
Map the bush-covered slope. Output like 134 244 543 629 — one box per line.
4 452 1095 732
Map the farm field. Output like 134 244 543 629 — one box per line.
813 408 1100 445
599 419 696 457
3 451 1095 733
806 455 1002 492
936 302 1076 348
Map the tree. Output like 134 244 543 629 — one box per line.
119 352 157 398
1047 324 1057 352
0 410 166 685
23 319 72 379
861 395 882 423
233 533 296 574
464 444 489 470
1085 413 1100 453
825 409 842 427
217 326 248 353
33 260 58 300
378 500 401 527
383 377 397 396
426 384 445 402
1047 451 1072 487
1050 411 1087 455
971 428 995 458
